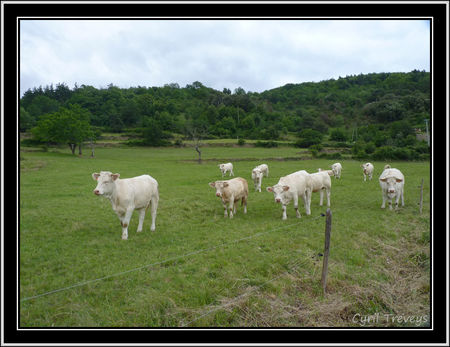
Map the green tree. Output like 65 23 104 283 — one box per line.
31 104 93 155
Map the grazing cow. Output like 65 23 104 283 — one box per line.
330 163 342 179
209 177 248 218
266 170 312 220
219 162 234 177
379 168 405 210
361 162 374 181
251 164 269 192
310 170 332 207
92 171 159 240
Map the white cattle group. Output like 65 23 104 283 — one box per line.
92 160 407 239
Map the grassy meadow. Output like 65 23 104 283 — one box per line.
19 145 430 327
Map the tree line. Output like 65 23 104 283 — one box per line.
20 70 430 159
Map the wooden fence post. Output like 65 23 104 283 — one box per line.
419 178 424 214
321 208 332 294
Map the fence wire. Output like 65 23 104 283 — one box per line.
21 213 325 303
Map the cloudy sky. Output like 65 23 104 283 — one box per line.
20 19 430 96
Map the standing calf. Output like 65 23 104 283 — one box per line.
209 177 248 218
331 163 342 179
361 162 374 181
266 170 312 220
218 163 234 177
310 170 332 207
379 168 405 210
92 171 159 240
251 164 269 192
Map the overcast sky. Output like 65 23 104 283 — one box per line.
20 19 430 96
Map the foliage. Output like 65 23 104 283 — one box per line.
20 71 430 152
30 104 93 154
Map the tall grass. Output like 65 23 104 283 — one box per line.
20 146 430 327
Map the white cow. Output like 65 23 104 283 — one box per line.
251 164 269 192
92 171 159 240
379 168 405 210
209 177 248 218
310 170 331 207
331 163 342 179
219 162 234 177
361 162 374 181
266 170 312 220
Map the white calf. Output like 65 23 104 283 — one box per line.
92 171 159 240
310 170 331 207
331 163 342 179
209 177 248 218
379 168 405 210
251 164 269 192
266 170 312 220
219 163 234 177
361 163 374 181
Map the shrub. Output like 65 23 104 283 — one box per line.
237 138 246 146
255 140 278 148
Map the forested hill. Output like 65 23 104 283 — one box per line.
20 70 430 153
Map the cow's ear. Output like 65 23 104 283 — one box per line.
282 186 290 191
395 178 403 183
92 173 100 181
112 173 120 181
379 178 387 182
223 182 229 187
266 186 273 192
209 182 216 188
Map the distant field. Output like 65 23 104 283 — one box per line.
19 146 430 327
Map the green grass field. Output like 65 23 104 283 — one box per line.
19 145 430 327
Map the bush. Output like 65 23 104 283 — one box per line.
237 138 246 146
255 140 278 148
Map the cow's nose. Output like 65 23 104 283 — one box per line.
275 198 281 203
94 190 100 195
388 189 395 193
216 193 221 197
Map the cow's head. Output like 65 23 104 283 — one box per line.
209 181 229 198
92 171 120 196
266 184 290 204
252 169 262 180
380 176 403 198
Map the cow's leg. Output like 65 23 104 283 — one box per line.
381 194 386 209
242 197 247 214
294 195 301 218
319 189 324 206
230 169 234 176
229 197 235 218
326 188 331 207
137 208 146 232
363 173 366 181
150 195 158 231
222 201 228 217
401 189 405 207
304 190 311 215
121 208 134 240
282 204 287 220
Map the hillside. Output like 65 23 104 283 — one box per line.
20 70 430 160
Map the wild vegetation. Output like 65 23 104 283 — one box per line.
20 70 430 160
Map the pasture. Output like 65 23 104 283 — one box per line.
19 145 430 327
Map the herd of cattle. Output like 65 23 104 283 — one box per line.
92 162 405 240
